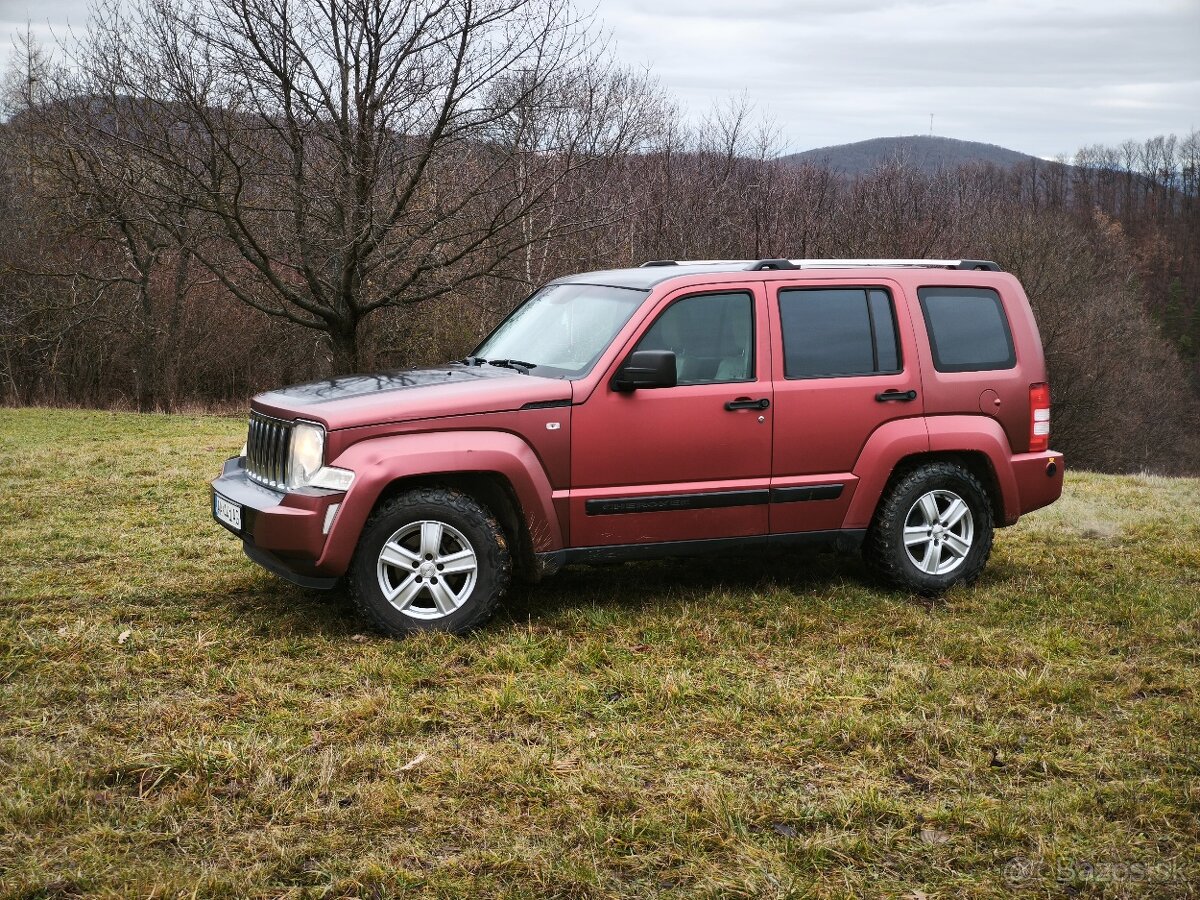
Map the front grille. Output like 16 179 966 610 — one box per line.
246 411 294 490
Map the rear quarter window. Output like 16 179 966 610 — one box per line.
918 287 1015 372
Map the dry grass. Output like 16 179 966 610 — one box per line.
1 408 1198 898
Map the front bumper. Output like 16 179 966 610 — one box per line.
210 457 344 588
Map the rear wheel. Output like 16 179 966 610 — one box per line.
349 487 511 636
865 461 994 596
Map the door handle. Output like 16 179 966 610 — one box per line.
725 397 770 411
876 389 918 402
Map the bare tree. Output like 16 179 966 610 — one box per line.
50 0 660 372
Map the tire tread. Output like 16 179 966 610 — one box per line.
864 461 994 596
348 487 511 636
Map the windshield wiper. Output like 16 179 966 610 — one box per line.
461 356 487 366
486 358 537 374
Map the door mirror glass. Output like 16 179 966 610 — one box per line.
613 350 677 391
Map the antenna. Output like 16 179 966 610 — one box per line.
929 113 934 136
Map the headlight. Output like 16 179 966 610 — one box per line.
287 422 325 489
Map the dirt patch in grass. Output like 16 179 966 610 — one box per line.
2 409 1198 897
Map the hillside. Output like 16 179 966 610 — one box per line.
782 135 1042 175
3 407 1199 895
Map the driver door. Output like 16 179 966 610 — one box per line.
569 284 773 548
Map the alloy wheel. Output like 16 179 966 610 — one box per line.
376 520 478 619
902 489 974 576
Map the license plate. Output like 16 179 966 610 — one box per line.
214 493 242 531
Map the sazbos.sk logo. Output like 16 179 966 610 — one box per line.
1002 857 1036 884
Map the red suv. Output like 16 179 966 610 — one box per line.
211 259 1063 636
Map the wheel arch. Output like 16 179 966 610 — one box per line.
845 415 1019 529
879 450 1006 525
314 430 565 577
370 471 538 582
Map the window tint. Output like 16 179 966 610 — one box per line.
634 292 754 384
779 288 902 378
918 287 1015 372
869 290 899 372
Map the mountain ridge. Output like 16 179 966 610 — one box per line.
780 135 1042 175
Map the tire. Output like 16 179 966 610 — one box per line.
864 461 994 596
348 487 511 636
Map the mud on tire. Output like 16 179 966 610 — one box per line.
349 487 511 637
864 461 994 597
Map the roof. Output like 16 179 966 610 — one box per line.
550 259 1003 291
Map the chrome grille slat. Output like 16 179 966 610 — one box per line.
278 422 287 485
249 417 259 473
273 422 284 486
245 412 293 490
272 422 282 486
268 421 277 485
254 417 264 477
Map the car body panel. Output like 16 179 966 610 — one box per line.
568 280 773 546
764 275 927 533
253 364 572 433
907 273 1044 454
210 457 340 577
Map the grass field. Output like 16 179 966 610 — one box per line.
1 407 1198 898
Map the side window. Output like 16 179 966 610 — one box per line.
634 291 754 385
918 287 1015 372
778 288 902 378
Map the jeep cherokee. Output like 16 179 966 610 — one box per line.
211 258 1064 636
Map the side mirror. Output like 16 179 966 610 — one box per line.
613 350 677 391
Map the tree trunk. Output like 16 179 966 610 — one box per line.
328 319 361 375
133 282 157 413
162 247 191 414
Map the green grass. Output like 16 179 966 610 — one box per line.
1 407 1198 898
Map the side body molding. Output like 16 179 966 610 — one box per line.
315 430 564 575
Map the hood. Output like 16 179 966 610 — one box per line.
250 364 573 431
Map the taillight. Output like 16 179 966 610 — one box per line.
1029 382 1051 452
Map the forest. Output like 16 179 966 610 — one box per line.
0 0 1197 474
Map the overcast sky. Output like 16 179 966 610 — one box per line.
3 0 1197 156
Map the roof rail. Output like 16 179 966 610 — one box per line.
638 258 1002 272
788 258 1002 271
639 259 750 267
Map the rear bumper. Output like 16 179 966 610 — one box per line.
210 457 345 587
1009 449 1064 520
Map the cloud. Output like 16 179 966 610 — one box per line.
598 0 1200 155
4 0 1197 155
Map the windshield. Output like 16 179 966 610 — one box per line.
473 283 648 378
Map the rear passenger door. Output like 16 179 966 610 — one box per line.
767 281 925 533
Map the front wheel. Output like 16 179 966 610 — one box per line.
349 487 511 636
865 461 994 596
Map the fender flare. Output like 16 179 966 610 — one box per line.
843 415 1018 528
315 430 564 574
926 416 1019 525
843 417 929 529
